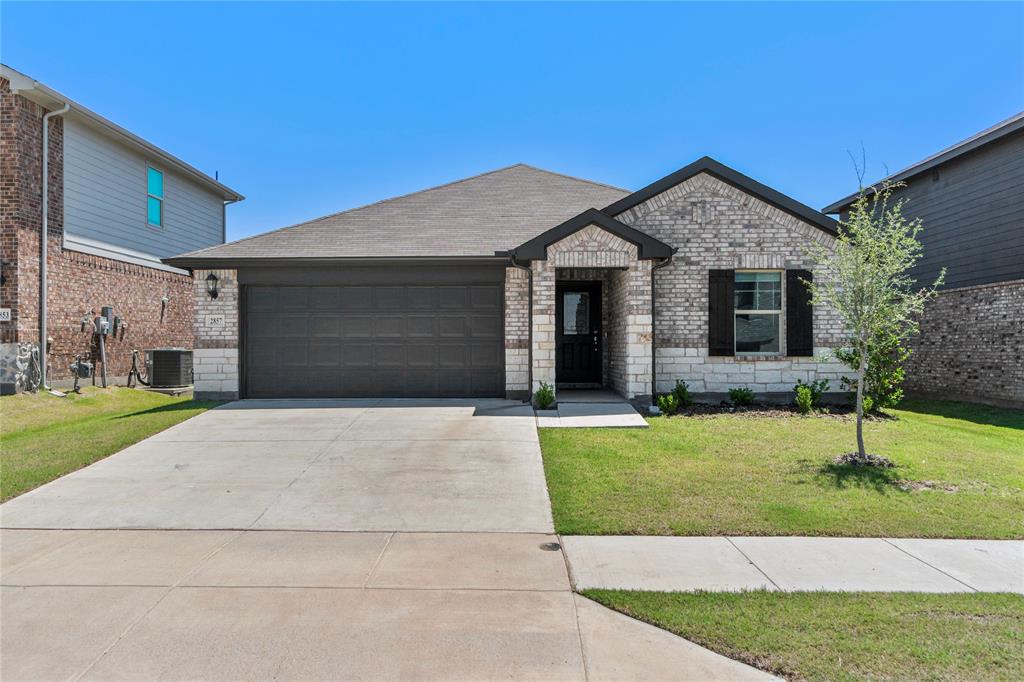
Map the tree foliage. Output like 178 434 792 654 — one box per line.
805 182 943 458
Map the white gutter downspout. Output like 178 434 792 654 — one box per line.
40 103 70 390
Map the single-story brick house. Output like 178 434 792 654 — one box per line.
166 158 854 402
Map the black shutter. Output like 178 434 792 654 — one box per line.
786 269 814 357
708 270 735 356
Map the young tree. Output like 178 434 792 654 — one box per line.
806 182 944 460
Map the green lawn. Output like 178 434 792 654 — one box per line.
1 387 219 501
540 399 1024 538
584 590 1024 682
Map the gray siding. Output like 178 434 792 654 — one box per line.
881 130 1024 289
63 116 224 261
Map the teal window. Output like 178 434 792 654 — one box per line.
735 271 782 353
147 167 163 227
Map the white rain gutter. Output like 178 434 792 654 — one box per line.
40 102 70 390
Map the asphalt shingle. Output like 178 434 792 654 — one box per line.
173 164 629 261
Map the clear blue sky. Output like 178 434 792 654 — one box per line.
4 2 1022 241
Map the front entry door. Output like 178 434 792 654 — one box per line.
556 282 602 385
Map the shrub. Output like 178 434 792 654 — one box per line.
671 380 693 408
534 382 555 409
793 378 830 414
834 331 909 414
657 393 680 416
728 387 755 406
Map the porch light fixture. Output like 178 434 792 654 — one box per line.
205 273 219 300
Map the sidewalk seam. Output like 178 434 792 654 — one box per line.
726 537 782 591
882 539 979 592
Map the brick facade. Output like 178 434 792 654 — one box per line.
531 225 654 400
503 266 530 398
192 268 240 399
0 76 195 393
614 171 852 396
905 280 1024 407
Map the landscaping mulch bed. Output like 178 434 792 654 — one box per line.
662 402 871 420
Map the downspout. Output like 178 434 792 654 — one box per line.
40 102 70 391
508 250 532 403
650 252 675 405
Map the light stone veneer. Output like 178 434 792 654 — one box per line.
193 268 239 400
504 266 530 397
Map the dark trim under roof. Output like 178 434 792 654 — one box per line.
603 156 839 237
823 111 1024 214
509 208 675 261
163 255 509 269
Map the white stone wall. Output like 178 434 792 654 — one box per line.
530 259 557 395
656 347 851 395
193 347 239 399
192 268 239 400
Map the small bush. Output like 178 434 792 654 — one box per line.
671 380 693 408
534 382 555 409
794 385 814 414
728 387 755 406
657 393 680 416
793 378 830 414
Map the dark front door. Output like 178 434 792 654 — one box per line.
556 282 602 385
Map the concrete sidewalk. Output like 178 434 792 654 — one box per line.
1 529 775 681
562 536 1024 593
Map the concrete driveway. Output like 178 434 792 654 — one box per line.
0 399 772 680
0 399 553 533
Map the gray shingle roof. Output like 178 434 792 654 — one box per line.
169 164 628 262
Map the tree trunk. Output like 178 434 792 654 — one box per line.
855 347 867 457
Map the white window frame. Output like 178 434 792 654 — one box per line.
734 269 785 356
147 165 164 229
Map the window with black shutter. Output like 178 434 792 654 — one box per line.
708 270 734 356
785 269 814 357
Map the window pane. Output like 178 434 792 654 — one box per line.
147 167 163 198
735 272 780 311
562 292 589 335
148 197 162 226
735 313 780 353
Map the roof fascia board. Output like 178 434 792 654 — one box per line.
603 156 838 237
511 208 675 261
822 114 1024 214
2 64 244 202
163 255 511 269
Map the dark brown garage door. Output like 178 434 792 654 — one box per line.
243 282 504 398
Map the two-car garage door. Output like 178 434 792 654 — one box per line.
242 267 504 398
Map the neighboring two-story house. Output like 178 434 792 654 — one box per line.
0 65 243 393
824 113 1024 408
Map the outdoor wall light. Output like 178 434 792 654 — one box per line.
205 273 219 299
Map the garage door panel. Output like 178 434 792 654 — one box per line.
469 315 500 338
373 345 406 368
438 287 468 308
340 287 373 310
373 316 405 338
407 345 437 368
471 285 500 309
408 287 437 309
438 317 466 337
244 279 502 398
343 345 373 367
342 317 373 338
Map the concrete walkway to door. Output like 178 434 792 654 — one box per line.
1 399 773 680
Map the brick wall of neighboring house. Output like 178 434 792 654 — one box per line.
905 280 1024 407
614 171 853 395
192 268 239 400
0 76 195 393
